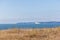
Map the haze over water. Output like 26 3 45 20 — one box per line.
0 0 60 24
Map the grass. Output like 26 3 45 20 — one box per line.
0 27 60 40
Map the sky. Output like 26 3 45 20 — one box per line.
0 0 60 23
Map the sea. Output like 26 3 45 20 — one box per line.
0 22 60 30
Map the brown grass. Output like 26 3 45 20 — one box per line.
0 27 60 40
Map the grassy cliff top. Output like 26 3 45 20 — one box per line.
0 27 60 40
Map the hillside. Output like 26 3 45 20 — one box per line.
0 28 60 40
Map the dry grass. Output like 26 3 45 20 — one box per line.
0 27 60 40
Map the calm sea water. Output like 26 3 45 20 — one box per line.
0 22 60 30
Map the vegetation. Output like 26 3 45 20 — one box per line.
0 27 60 40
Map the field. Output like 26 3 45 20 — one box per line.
0 27 60 40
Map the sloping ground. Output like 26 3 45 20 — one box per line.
0 28 60 40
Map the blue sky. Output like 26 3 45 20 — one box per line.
0 0 60 23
